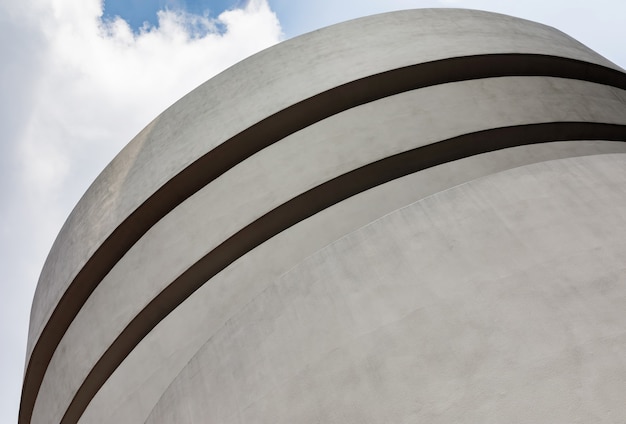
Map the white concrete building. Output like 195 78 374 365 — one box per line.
21 9 626 424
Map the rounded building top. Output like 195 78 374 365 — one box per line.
22 8 626 424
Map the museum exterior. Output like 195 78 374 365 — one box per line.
21 9 626 423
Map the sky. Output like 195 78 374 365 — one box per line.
1 0 625 422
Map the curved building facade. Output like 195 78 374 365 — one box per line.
21 9 626 424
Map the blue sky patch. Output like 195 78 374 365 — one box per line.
102 0 244 32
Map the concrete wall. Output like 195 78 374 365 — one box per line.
146 153 626 423
21 9 626 424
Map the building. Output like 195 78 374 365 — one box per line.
21 8 626 424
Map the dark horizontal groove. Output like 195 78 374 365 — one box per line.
20 53 626 424
62 122 626 424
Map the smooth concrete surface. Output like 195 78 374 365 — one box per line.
32 77 626 424
21 9 626 424
79 141 626 424
146 153 626 423
27 8 626 361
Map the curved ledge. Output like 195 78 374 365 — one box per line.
19 54 626 424
58 122 626 424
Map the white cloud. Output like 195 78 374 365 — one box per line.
22 0 281 200
0 0 281 421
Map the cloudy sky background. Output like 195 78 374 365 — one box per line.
1 0 625 422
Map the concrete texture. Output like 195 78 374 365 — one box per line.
21 8 626 424
146 153 626 424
